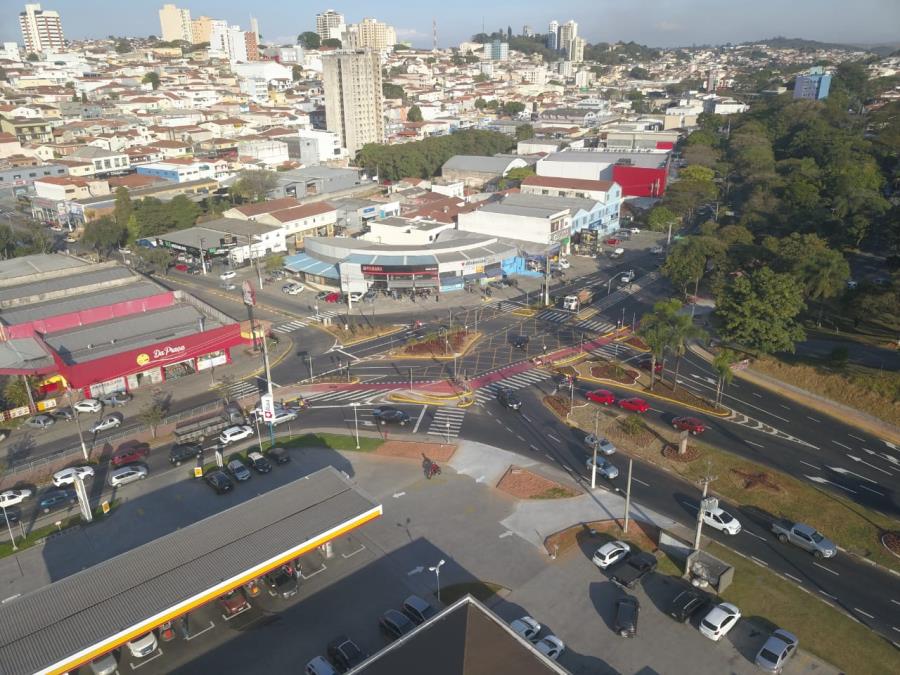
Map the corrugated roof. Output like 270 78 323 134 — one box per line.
0 254 88 282
345 254 437 267
0 469 381 675
441 155 521 174
283 252 339 279
0 267 134 305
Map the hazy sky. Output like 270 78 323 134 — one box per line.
2 0 898 48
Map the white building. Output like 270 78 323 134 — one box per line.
237 138 289 167
19 3 64 54
457 199 571 247
344 18 396 52
0 42 22 61
316 9 346 41
297 129 347 165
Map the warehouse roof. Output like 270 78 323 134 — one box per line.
0 266 134 305
542 150 668 169
442 155 525 175
0 468 382 675
0 253 88 282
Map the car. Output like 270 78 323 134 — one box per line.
755 629 798 673
221 282 237 291
169 441 202 465
282 282 305 295
1 506 21 525
52 465 95 487
0 489 32 508
699 602 741 641
315 290 332 301
610 247 625 258
220 270 236 280
107 464 148 487
225 401 246 425
592 540 631 569
586 389 615 405
586 456 619 479
372 406 410 426
126 632 158 659
72 398 103 413
270 409 298 426
174 263 189 272
243 577 262 598
402 594 437 625
25 414 55 429
535 635 565 660
111 443 149 466
247 451 272 473
305 656 339 675
606 238 621 246
620 269 636 283
90 414 123 433
51 407 76 421
618 397 649 413
88 653 118 675
100 391 132 407
672 416 705 435
583 434 617 456
219 425 253 445
327 636 366 672
347 291 364 303
667 588 710 623
845 279 858 290
609 551 658 588
267 446 291 465
204 470 234 494
510 616 541 642
324 291 341 303
628 227 640 235
511 334 530 349
497 387 522 411
637 357 663 374
614 596 640 638
219 588 251 618
38 488 77 513
702 506 742 535
556 258 570 270
265 567 299 599
227 459 252 481
650 245 665 255
379 608 415 640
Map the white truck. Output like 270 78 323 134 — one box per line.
563 289 594 312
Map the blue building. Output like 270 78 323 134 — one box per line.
793 67 831 100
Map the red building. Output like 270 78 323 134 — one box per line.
0 255 247 399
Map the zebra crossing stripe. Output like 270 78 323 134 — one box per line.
272 319 308 334
427 408 466 437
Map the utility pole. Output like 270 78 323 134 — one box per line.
65 389 89 461
623 458 633 533
692 464 718 552
590 409 600 489
199 237 207 275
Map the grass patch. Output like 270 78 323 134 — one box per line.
440 581 507 605
534 486 577 500
752 355 900 427
709 542 896 675
0 501 118 559
267 433 383 453
568 405 900 572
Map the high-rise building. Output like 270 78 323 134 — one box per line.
316 9 346 42
793 67 831 100
322 49 384 155
569 36 585 63
207 20 230 58
706 69 721 92
158 4 192 43
523 25 533 37
191 15 215 44
483 40 509 61
18 4 64 54
547 20 559 51
558 19 577 56
250 17 260 43
344 18 396 52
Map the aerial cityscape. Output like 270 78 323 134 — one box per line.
0 2 897 674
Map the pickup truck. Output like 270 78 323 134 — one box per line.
609 551 658 589
771 519 837 559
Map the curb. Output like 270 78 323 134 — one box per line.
576 374 732 418
338 325 407 347
387 332 483 361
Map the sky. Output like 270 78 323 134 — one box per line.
2 0 899 49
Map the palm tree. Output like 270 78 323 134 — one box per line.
668 310 707 393
638 299 680 391
712 349 737 407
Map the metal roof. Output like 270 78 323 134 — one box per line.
0 266 134 305
0 468 381 675
345 253 437 267
283 252 340 279
441 155 523 174
0 254 88 282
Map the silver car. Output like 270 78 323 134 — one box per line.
755 629 798 673
108 464 148 487
586 456 619 479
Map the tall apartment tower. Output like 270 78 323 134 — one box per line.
547 20 559 51
344 18 397 52
793 67 831 100
316 9 346 42
158 4 192 43
19 3 64 54
322 49 384 156
569 36 585 63
558 20 577 56
706 69 721 92
191 15 215 44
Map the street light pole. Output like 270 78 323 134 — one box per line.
261 322 275 445
623 459 633 533
65 389 89 461
428 559 446 603
1 505 16 551
591 409 600 489
351 402 360 449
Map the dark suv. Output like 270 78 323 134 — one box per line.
667 588 709 623
497 388 522 411
39 488 77 514
327 636 366 671
614 596 640 638
511 334 530 349
372 406 410 426
169 442 202 466
609 551 658 589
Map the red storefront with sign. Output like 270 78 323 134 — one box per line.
57 323 245 397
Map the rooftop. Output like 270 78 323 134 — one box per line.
0 265 134 307
231 197 301 218
521 175 615 192
0 253 87 282
155 219 281 250
542 150 669 169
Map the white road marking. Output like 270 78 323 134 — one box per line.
849 434 865 442
854 608 875 619
744 530 767 542
632 477 650 487
784 573 803 583
392 492 406 498
806 416 821 423
891 599 900 606
813 562 839 576
412 406 427 434
746 440 764 448
859 484 885 496
548 434 561 443
522 414 532 422
819 590 837 599
752 392 763 398
530 445 539 451
780 404 790 410
832 440 852 450
800 460 819 470
499 530 514 539
751 556 769 567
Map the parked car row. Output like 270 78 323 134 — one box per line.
204 446 290 495
509 615 566 661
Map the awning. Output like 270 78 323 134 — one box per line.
283 253 339 280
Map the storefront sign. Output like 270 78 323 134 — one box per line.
361 264 438 274
136 344 187 366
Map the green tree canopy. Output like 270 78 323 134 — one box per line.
82 217 126 259
629 66 652 80
515 124 534 142
141 72 160 89
716 267 806 353
297 32 320 49
230 170 279 202
383 82 407 102
115 39 131 54
113 187 133 227
501 101 526 117
132 247 172 275
322 38 342 49
406 105 423 122
647 206 677 232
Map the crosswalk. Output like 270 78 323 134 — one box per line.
303 388 391 404
592 271 661 312
588 342 639 362
474 369 553 404
272 319 309 334
536 308 574 324
224 380 260 400
427 407 467 440
574 318 617 334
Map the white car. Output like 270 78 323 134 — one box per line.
621 270 636 283
592 541 631 569
73 399 103 414
583 434 616 456
586 456 619 480
556 258 571 270
282 282 305 295
535 635 565 660
90 414 122 433
126 632 158 659
218 425 253 445
220 270 236 280
628 227 640 235
347 291 364 302
0 489 32 508
650 245 665 255
702 506 742 535
699 602 741 641
52 466 95 487
510 616 541 642
108 464 148 487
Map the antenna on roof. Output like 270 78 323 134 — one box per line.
433 18 437 51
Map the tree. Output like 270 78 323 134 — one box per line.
3 375 38 409
716 267 806 354
503 166 536 185
113 187 133 227
27 53 39 62
322 38 342 49
382 82 407 103
231 170 279 202
712 349 737 408
265 254 284 272
637 306 673 391
142 72 160 89
515 124 534 142
501 101 525 117
407 105 423 122
0 223 15 259
474 98 487 110
679 165 715 183
474 73 489 83
666 303 707 392
139 397 168 439
770 233 849 300
647 206 677 232
132 246 172 275
629 66 652 80
297 32 320 49
291 65 303 81
662 238 707 295
82 217 126 258
115 39 131 54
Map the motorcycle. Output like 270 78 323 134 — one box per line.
426 463 442 479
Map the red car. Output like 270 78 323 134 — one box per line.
672 416 705 435
618 397 649 413
324 292 341 303
606 238 621 246
586 389 616 405
219 588 251 618
111 443 150 467
638 358 663 375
